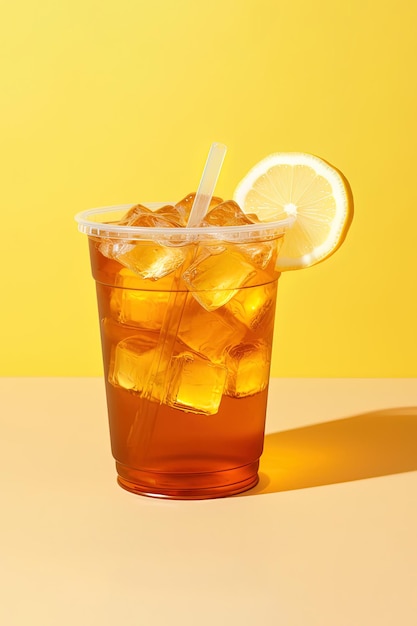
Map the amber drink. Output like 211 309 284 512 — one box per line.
76 196 293 498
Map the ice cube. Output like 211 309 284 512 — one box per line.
236 238 281 269
165 352 227 415
98 239 126 261
202 200 283 269
175 193 223 225
108 334 169 402
118 204 153 225
98 205 188 279
225 283 276 333
113 267 179 294
110 287 170 330
177 297 246 363
119 204 177 228
154 204 187 227
202 200 257 227
114 267 145 289
114 241 187 280
225 341 271 398
182 247 257 311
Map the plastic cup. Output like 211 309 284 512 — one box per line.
76 204 294 499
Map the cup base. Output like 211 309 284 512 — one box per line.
115 460 259 500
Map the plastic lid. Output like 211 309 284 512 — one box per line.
75 204 295 244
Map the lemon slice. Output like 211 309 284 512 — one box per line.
233 152 353 270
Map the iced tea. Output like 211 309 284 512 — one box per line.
82 196 288 498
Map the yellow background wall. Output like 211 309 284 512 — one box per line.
1 0 416 377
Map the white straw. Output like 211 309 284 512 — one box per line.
186 142 227 227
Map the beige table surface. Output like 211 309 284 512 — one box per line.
1 377 417 626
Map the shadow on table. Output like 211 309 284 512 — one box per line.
244 406 417 496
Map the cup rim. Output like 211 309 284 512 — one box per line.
75 203 295 243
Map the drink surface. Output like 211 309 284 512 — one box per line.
88 194 283 498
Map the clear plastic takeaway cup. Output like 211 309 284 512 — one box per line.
76 203 294 499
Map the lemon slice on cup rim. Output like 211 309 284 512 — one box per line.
233 152 353 271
